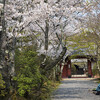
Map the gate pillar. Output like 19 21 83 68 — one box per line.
67 60 71 78
87 60 92 77
62 64 67 78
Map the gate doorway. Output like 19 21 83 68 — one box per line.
71 59 87 78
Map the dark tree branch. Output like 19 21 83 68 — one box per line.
35 21 45 34
56 32 64 48
45 46 67 71
44 0 48 3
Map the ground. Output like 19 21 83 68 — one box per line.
51 78 100 100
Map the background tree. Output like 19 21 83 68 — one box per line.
82 0 100 73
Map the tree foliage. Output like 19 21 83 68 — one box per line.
66 30 96 57
14 46 40 96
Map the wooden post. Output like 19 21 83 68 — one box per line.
87 60 92 77
62 64 67 78
67 60 71 78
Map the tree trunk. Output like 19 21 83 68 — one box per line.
45 20 49 50
44 47 67 74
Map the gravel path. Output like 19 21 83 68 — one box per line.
52 78 100 100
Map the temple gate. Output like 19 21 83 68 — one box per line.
61 55 97 78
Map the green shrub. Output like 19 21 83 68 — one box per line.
0 74 6 97
92 64 99 76
14 46 58 99
14 47 41 96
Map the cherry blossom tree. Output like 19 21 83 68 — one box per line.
0 0 90 89
5 0 85 55
2 0 89 75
